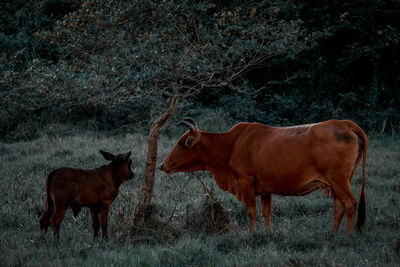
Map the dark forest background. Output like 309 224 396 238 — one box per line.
1 0 399 141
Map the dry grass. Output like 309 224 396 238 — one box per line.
0 129 399 266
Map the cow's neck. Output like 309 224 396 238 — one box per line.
198 130 243 200
198 131 235 172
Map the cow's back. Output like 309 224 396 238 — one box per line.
228 120 361 195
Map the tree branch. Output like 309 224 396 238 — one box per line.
134 93 179 226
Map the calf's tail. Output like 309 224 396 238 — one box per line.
40 171 56 232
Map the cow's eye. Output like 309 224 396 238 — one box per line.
186 137 194 145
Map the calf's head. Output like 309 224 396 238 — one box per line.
161 118 203 174
99 150 135 182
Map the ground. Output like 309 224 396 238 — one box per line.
0 130 399 266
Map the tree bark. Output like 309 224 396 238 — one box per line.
134 94 179 225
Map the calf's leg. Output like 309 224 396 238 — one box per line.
40 209 50 232
100 204 110 239
40 196 54 233
50 203 68 240
90 207 100 240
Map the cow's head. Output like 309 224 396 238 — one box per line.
161 118 203 174
100 150 135 182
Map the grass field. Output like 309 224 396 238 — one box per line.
0 130 399 266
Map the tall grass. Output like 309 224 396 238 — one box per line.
0 128 399 266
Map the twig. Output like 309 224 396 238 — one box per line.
192 18 201 43
166 174 206 197
166 174 192 224
193 173 212 196
119 190 129 202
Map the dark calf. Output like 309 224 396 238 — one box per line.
40 150 134 240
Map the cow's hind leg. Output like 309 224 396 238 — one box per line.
90 207 100 240
331 183 357 234
261 194 272 230
332 195 345 231
50 203 68 240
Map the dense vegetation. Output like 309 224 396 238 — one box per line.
1 0 399 141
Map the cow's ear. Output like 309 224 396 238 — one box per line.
185 136 198 148
99 150 115 161
122 151 131 161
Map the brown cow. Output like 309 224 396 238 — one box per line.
161 118 367 234
40 150 134 240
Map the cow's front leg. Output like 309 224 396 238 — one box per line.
261 194 272 230
235 175 257 231
243 192 257 231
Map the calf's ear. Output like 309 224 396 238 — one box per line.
99 150 116 161
122 151 131 161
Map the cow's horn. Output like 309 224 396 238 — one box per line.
177 121 195 132
183 117 197 127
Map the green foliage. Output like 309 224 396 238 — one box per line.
0 0 79 72
0 0 316 141
1 0 399 141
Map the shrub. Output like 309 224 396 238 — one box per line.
1 0 399 140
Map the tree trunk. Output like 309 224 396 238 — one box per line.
134 95 179 226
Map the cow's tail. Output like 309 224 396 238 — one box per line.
344 120 368 230
40 171 56 232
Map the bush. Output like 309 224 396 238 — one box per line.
1 0 399 140
1 0 311 140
